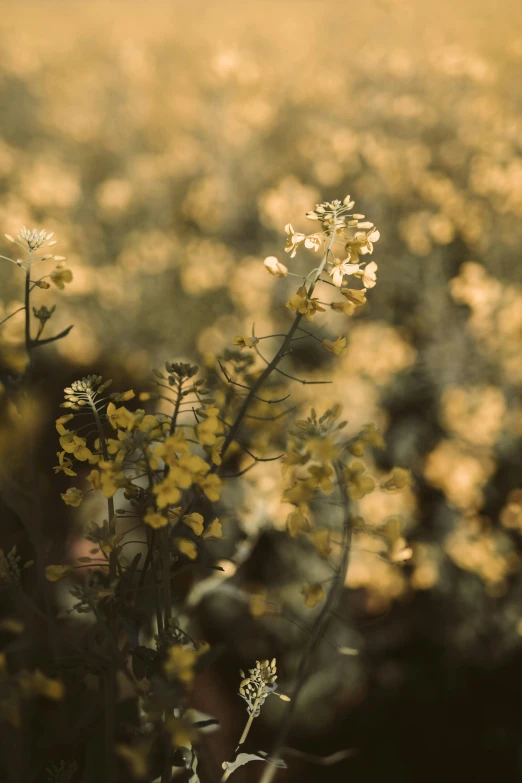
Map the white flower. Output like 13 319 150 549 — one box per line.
304 234 322 252
355 227 380 256
263 256 288 277
328 257 360 288
356 261 378 288
284 224 306 258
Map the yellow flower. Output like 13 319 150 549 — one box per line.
306 434 341 462
86 469 101 489
232 335 259 350
176 539 198 560
381 467 412 491
301 583 325 608
50 264 73 290
53 451 77 477
183 512 204 536
98 458 125 498
344 461 375 499
164 646 198 682
144 510 168 529
286 285 326 321
331 300 356 316
155 430 190 463
263 255 288 277
286 510 311 538
322 337 347 356
203 518 223 539
341 287 367 306
309 528 332 558
198 473 222 502
106 403 135 430
284 480 315 507
61 487 84 507
208 436 225 466
170 453 210 489
196 408 221 447
307 463 334 494
153 476 182 508
45 564 73 582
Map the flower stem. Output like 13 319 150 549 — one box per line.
216 226 338 467
258 463 353 783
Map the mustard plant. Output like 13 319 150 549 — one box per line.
0 196 413 782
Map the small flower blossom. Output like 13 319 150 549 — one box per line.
61 487 85 507
355 260 378 288
284 224 306 258
263 256 288 277
322 336 347 356
50 264 73 290
232 335 259 350
328 257 360 287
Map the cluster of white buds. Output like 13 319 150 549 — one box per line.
4 226 66 271
238 659 278 716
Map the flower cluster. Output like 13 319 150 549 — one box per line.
238 659 278 716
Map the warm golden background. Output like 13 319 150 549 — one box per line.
2 1 522 780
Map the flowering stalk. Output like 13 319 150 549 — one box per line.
216 223 338 466
258 463 353 783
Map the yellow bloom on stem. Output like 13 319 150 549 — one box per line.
106 403 135 430
61 487 84 507
155 430 190 463
144 510 168 529
307 463 334 494
286 285 325 321
176 539 198 560
53 451 77 477
286 510 311 538
341 287 367 306
309 528 332 558
322 337 347 356
183 512 204 536
164 646 198 682
170 453 210 489
232 335 259 350
45 564 73 582
381 466 412 491
203 518 223 539
153 476 182 508
196 407 221 447
344 460 375 499
198 473 222 502
50 264 73 290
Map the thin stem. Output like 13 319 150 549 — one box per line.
0 306 25 328
258 462 353 783
220 696 261 783
215 226 337 469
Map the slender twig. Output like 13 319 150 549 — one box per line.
215 226 338 471
258 462 353 783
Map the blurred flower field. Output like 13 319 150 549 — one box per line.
2 1 522 781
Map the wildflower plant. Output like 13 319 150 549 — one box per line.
0 197 413 782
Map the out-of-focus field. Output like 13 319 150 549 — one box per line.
2 0 522 778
